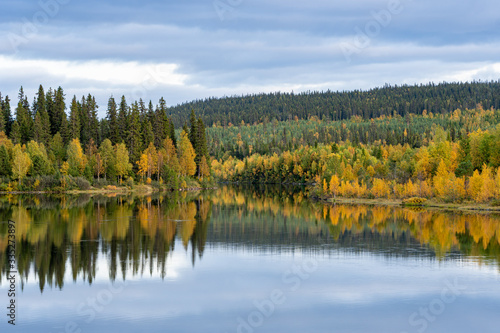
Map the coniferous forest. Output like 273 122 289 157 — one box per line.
1 81 500 204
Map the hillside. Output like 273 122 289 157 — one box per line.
167 81 500 127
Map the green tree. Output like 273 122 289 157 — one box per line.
69 96 81 140
26 140 53 176
107 96 119 144
0 145 12 177
115 142 132 183
99 139 115 180
127 102 142 165
33 85 51 146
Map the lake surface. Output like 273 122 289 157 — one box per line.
1 185 500 333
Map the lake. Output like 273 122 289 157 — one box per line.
1 185 499 333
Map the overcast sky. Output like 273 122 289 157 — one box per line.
1 0 499 117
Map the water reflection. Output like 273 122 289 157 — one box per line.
1 185 500 291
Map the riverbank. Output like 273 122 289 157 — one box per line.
318 196 500 212
0 184 217 195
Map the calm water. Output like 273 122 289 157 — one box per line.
1 185 500 333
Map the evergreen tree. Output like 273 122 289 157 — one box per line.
0 145 12 177
69 96 81 140
33 85 51 146
79 95 89 146
194 117 209 176
15 87 33 144
127 102 142 165
87 95 100 145
10 121 21 144
142 120 154 147
169 118 177 148
51 87 66 135
188 109 197 146
107 96 119 144
1 95 13 136
118 96 129 143
0 99 4 134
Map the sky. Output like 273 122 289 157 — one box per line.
1 0 500 118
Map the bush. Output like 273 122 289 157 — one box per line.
93 178 109 188
126 177 134 188
37 175 60 191
73 177 91 190
402 197 428 206
105 185 117 190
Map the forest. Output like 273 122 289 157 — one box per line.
0 81 500 204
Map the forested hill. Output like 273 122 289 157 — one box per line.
167 81 500 127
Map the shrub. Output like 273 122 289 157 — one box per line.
402 197 428 206
93 178 109 188
74 177 91 190
126 177 134 188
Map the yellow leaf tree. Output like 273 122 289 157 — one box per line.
12 144 31 183
67 138 87 176
115 143 132 183
178 130 196 177
329 175 340 197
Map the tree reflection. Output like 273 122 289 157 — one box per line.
1 186 499 291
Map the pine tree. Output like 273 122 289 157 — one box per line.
0 145 12 177
33 85 51 146
118 96 129 143
127 102 142 165
1 95 13 136
69 96 81 140
169 118 177 148
16 89 33 144
0 100 5 134
79 95 89 146
142 120 154 147
87 95 100 145
189 109 197 146
194 118 209 176
107 96 119 144
10 121 21 144
51 87 66 135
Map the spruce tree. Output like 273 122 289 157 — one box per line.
169 118 177 148
127 101 142 165
1 95 13 136
16 87 33 144
52 87 66 135
107 96 119 144
10 121 21 144
118 96 129 143
69 96 81 140
188 109 197 146
33 85 51 146
0 101 4 133
87 95 100 145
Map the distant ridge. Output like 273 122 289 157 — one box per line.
167 81 500 127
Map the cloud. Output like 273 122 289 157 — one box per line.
0 0 499 116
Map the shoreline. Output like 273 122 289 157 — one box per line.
316 196 500 213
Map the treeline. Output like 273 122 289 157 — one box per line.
207 107 500 159
167 81 500 127
212 122 500 203
0 85 210 191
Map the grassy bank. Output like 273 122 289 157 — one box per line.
318 196 500 212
